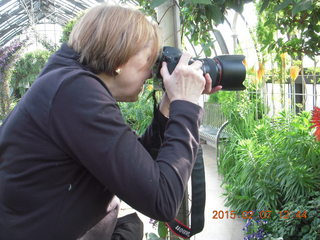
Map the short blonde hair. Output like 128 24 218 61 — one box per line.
68 4 161 75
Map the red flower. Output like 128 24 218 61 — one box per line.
311 106 320 141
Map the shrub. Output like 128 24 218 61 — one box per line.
118 84 155 134
219 108 320 238
219 111 320 214
10 49 51 99
266 192 320 239
60 13 84 44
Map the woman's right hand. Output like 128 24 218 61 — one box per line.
160 52 206 105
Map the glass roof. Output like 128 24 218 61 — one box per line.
0 0 105 46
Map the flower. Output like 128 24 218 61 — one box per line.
280 52 287 62
149 218 157 229
242 58 248 68
0 39 28 81
311 106 320 141
289 66 300 82
256 62 265 83
146 84 153 91
243 214 268 240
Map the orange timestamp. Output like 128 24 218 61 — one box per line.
212 210 308 220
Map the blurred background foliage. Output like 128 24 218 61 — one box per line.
10 49 51 99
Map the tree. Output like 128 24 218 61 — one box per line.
256 0 320 112
121 0 252 56
256 0 320 59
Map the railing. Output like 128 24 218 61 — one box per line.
199 103 228 148
202 102 227 129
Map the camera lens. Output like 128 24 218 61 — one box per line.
213 55 246 90
153 46 246 91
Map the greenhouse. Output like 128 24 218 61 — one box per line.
0 0 319 240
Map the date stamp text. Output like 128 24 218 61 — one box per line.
212 210 308 220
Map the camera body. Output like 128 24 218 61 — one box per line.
153 46 246 91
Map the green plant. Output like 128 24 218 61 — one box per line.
257 0 320 59
218 110 320 240
242 191 320 240
250 192 320 239
0 39 28 118
38 36 59 53
219 110 320 215
146 233 163 240
145 219 170 240
242 216 269 239
60 13 84 44
122 0 252 57
118 84 156 134
10 49 51 99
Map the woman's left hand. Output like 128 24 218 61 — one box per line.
202 73 222 94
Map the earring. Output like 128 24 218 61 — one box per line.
115 68 122 74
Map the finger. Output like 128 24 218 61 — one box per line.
178 52 192 66
209 85 223 94
190 60 203 70
160 62 170 79
203 73 212 94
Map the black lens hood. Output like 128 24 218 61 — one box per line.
214 55 246 91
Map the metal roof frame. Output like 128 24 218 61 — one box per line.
0 0 105 47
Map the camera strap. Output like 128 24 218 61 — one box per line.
166 146 206 239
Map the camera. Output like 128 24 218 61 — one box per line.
153 46 246 91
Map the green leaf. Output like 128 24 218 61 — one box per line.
147 233 162 240
226 0 245 13
207 5 224 24
150 0 167 9
275 0 293 12
158 221 168 238
301 224 310 234
292 0 313 16
203 46 211 57
234 195 252 200
187 0 212 4
259 0 270 13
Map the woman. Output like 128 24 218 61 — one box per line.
0 4 221 240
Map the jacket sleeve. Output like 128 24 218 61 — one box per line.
48 76 203 221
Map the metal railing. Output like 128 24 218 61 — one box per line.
202 102 227 129
200 103 228 148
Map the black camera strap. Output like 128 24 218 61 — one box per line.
166 146 206 239
151 91 206 238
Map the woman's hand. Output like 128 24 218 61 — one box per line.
160 53 206 105
160 53 222 105
202 73 223 94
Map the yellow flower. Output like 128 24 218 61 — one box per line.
257 62 265 82
289 66 300 82
242 58 248 68
280 52 287 62
146 84 153 91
